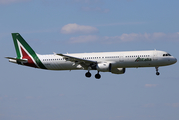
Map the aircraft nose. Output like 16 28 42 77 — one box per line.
174 58 177 63
168 57 177 64
171 57 177 64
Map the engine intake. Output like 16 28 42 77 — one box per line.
96 63 111 72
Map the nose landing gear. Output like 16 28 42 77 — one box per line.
155 67 160 76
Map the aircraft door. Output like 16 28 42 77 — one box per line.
153 51 158 61
119 54 124 62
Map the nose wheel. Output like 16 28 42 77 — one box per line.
156 72 160 75
155 67 160 76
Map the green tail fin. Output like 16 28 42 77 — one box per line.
11 33 46 69
12 33 36 59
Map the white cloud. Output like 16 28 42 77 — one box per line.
59 94 65 97
96 22 146 27
103 32 179 43
67 32 179 44
172 103 179 108
69 35 98 43
145 84 158 88
165 103 179 108
104 33 157 42
26 96 33 99
61 23 98 34
0 0 29 4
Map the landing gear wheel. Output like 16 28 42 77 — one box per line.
156 72 160 76
95 74 101 79
85 72 91 78
155 67 160 76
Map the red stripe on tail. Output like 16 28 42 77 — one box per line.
21 47 38 68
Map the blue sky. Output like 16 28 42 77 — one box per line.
0 0 179 120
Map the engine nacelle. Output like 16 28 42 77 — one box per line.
111 68 126 74
96 63 126 74
96 63 111 72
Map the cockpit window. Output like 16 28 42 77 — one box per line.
163 53 171 56
167 53 171 56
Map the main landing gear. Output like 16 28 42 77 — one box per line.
85 71 101 79
95 71 101 79
155 67 160 76
85 71 91 78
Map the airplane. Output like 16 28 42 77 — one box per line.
6 33 177 79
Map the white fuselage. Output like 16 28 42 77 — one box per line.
37 50 177 71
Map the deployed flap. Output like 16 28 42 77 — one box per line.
57 53 97 69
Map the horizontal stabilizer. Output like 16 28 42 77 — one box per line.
5 57 28 64
5 57 28 62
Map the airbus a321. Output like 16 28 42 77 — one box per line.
6 33 177 79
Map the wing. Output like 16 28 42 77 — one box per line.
56 53 97 69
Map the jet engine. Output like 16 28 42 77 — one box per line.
111 68 126 74
96 63 111 72
96 62 126 74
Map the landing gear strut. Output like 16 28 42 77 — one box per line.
155 67 160 76
95 71 101 79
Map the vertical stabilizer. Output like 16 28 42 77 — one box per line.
12 33 35 59
11 33 46 69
